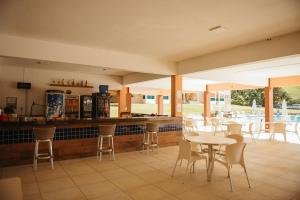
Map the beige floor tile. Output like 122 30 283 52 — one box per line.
63 162 96 176
127 185 170 200
154 179 197 195
254 183 295 200
123 164 155 175
2 165 36 184
90 191 132 200
1 143 300 200
38 177 75 193
110 174 148 191
23 193 43 200
91 161 120 172
71 172 106 186
101 168 133 180
35 167 68 182
22 182 40 197
79 180 120 199
138 170 171 184
114 157 139 167
176 187 224 200
42 187 85 200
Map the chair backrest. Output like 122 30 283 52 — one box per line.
225 142 246 165
177 139 192 160
182 130 199 139
227 123 242 135
210 117 220 126
227 134 244 143
98 124 116 136
248 122 254 132
295 123 299 134
146 122 160 132
33 127 56 140
270 122 286 134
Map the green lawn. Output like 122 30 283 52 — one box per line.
111 101 300 117
283 86 300 100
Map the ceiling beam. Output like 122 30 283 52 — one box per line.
207 83 262 91
177 31 300 75
269 75 300 87
123 73 169 85
0 34 176 75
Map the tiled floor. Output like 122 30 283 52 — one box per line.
1 135 300 200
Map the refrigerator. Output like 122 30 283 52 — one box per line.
92 93 111 118
80 95 93 119
45 90 64 119
65 95 80 120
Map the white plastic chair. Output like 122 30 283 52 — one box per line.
270 122 287 142
257 119 270 139
215 135 250 191
184 118 196 132
242 122 256 142
227 123 242 135
172 139 207 177
210 117 223 135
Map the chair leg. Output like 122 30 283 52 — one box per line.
185 161 190 176
111 136 115 160
283 134 287 142
33 141 39 171
99 136 103 161
228 167 233 192
192 162 195 173
147 133 150 153
251 133 256 143
142 132 145 151
243 166 251 188
179 159 183 166
296 132 300 142
97 136 100 158
49 140 54 170
156 132 159 152
171 160 178 177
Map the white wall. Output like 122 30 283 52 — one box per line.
0 64 122 115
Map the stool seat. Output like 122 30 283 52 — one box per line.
33 127 56 170
97 124 116 161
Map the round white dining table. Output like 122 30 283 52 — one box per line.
186 135 236 182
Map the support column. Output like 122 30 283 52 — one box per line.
171 75 182 117
157 95 164 115
264 80 273 129
118 87 131 117
204 85 211 125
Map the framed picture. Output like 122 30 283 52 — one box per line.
6 97 17 109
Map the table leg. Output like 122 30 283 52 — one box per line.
207 144 215 182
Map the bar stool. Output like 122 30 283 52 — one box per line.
97 124 116 161
142 122 160 152
33 127 56 170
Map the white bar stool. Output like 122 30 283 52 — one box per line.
33 127 56 170
97 124 116 161
142 122 160 152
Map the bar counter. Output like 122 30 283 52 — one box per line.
0 117 182 166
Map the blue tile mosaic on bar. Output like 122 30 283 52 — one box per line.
0 123 182 144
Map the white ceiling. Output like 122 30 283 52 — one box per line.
0 56 131 76
185 55 300 86
128 77 218 92
0 0 299 62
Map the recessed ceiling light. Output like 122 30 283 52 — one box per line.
36 60 50 65
209 26 227 33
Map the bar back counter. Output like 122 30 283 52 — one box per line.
0 117 182 166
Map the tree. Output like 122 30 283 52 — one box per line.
231 88 291 107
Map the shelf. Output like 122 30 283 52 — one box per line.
49 84 94 88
